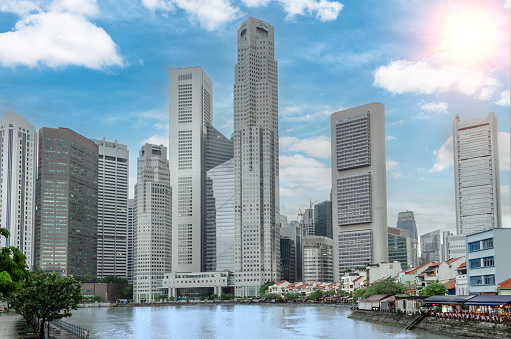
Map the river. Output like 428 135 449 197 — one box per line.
66 304 451 339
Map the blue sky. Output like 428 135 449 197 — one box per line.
0 0 509 236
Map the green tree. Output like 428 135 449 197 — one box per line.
343 269 352 273
353 288 367 303
100 275 128 284
209 294 218 300
420 281 447 297
0 228 29 299
220 293 234 300
10 271 82 339
284 292 300 300
309 290 324 301
259 281 275 296
336 290 350 297
122 286 133 298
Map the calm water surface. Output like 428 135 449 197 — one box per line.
67 304 451 339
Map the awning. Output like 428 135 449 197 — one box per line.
422 295 475 305
465 295 511 306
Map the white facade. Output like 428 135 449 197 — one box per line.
92 138 129 280
366 262 402 284
331 103 388 280
302 236 333 283
127 198 134 284
0 113 37 269
446 234 466 260
134 144 172 302
233 17 280 297
169 67 212 273
453 113 501 235
467 228 511 294
163 272 233 298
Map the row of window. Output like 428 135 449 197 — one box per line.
468 238 493 252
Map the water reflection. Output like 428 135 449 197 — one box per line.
67 305 451 339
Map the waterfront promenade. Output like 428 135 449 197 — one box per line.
0 311 78 338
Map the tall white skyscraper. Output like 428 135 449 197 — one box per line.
233 17 280 297
127 198 134 284
134 144 171 302
330 103 388 281
169 66 212 273
0 113 37 269
453 113 501 235
92 138 129 280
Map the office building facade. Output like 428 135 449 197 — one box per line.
93 138 129 280
396 211 418 267
133 144 171 302
303 236 334 283
420 230 441 263
388 227 412 270
453 113 501 235
281 224 302 282
233 17 280 296
35 127 98 279
127 198 134 284
331 103 388 280
314 200 332 239
280 236 296 282
0 113 37 268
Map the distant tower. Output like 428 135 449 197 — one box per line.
133 144 171 302
331 103 388 280
233 17 280 297
396 211 418 267
92 138 129 280
453 113 501 235
127 198 135 284
0 113 37 269
420 230 441 263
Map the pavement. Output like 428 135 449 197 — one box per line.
0 311 78 338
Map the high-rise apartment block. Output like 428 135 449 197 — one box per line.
396 211 419 268
93 138 129 280
35 128 98 279
388 227 412 270
420 230 441 263
169 67 213 273
303 236 334 283
134 144 171 302
233 17 280 296
453 113 501 235
331 103 388 280
314 200 333 239
0 113 37 268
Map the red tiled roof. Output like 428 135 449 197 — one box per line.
352 276 362 282
457 262 466 270
417 273 426 277
430 263 440 267
499 277 511 289
444 279 456 290
277 280 288 285
446 257 460 264
406 262 431 274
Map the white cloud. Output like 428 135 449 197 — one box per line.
386 136 396 141
499 132 510 171
280 103 341 123
141 0 243 31
140 134 169 146
279 155 331 191
429 135 453 173
415 112 430 120
276 0 344 21
386 159 401 179
280 154 324 168
374 60 501 101
0 0 41 15
502 185 510 194
154 122 169 130
419 101 448 114
280 135 331 159
496 89 510 106
505 0 510 8
0 0 123 70
387 120 404 128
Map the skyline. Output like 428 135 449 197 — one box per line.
0 0 509 238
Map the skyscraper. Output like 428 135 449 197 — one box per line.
281 224 302 282
396 211 419 267
314 200 333 239
420 230 441 263
302 236 334 283
0 113 37 269
453 113 501 235
127 198 134 284
331 103 388 280
134 144 171 302
233 17 280 297
92 138 129 280
388 227 412 270
35 127 98 279
169 67 212 273
280 236 296 282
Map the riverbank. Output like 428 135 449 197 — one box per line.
349 309 511 338
80 300 353 308
0 311 78 338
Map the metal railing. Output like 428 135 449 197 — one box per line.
52 319 90 338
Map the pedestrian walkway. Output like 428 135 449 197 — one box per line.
0 311 79 338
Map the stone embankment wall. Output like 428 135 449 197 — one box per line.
349 310 511 338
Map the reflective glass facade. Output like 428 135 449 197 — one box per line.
303 236 333 282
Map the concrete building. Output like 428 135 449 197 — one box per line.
453 113 501 235
331 103 388 280
280 236 296 282
421 230 441 264
366 262 402 285
314 200 332 239
127 198 134 284
445 234 467 261
281 224 302 282
163 272 234 298
0 113 37 269
92 138 129 280
169 67 213 273
388 227 412 270
396 211 419 268
35 127 98 279
300 208 314 237
441 231 451 262
133 144 171 302
302 236 333 283
233 17 280 297
466 228 511 294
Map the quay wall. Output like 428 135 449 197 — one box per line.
349 310 511 338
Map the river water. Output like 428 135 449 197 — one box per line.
66 304 451 339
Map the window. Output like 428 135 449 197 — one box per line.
469 259 481 269
470 276 482 286
483 256 494 267
482 238 494 249
468 241 480 252
484 275 495 285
